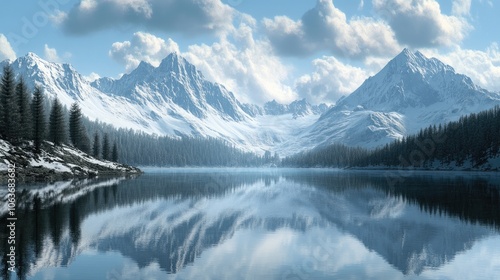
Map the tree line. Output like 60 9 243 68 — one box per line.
5 55 499 169
1 64 268 167
0 65 119 162
283 105 500 169
281 144 369 167
82 119 269 167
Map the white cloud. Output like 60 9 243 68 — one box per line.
363 56 393 74
452 0 472 16
109 32 180 72
109 22 296 105
43 44 59 62
49 9 68 25
359 0 365 10
422 44 500 92
262 0 400 59
0 34 16 61
373 0 471 47
84 72 101 82
43 44 71 63
60 0 234 36
295 56 369 104
184 22 297 105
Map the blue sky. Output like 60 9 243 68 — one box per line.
0 0 499 105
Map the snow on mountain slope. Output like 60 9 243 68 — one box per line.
279 109 407 153
286 49 500 151
4 49 498 156
92 53 248 122
4 53 160 133
334 48 498 112
2 53 322 154
263 99 329 117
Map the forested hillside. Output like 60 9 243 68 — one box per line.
83 121 268 166
283 106 500 170
5 60 500 170
0 64 267 168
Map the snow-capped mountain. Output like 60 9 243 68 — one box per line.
2 49 499 155
2 53 156 134
3 53 91 105
92 53 247 122
1 53 323 154
335 48 498 111
264 99 329 117
284 49 500 151
239 99 329 118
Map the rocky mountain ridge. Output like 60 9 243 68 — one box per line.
2 49 499 155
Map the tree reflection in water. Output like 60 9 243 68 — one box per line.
1 170 499 279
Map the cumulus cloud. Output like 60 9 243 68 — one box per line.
262 0 400 59
0 34 16 61
49 9 68 25
43 44 71 63
109 32 180 72
84 72 101 82
109 25 296 105
373 0 471 47
295 56 369 104
423 44 500 92
184 23 297 105
59 0 234 35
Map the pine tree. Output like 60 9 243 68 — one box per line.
31 86 46 153
69 102 83 148
0 65 21 142
80 133 91 154
92 132 100 158
16 76 32 140
48 98 66 146
111 141 118 162
102 133 110 160
68 102 91 153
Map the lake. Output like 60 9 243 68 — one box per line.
1 168 500 280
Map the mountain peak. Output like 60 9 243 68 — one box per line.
386 48 456 78
19 52 46 65
130 61 155 77
400 47 412 56
158 52 202 81
393 48 423 65
327 47 496 114
137 60 154 69
160 52 185 67
25 52 42 60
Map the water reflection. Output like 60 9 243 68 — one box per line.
1 170 500 279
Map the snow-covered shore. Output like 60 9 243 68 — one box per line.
0 139 141 182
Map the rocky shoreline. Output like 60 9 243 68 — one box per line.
0 139 142 183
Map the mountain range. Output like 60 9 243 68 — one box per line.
1 49 499 155
283 49 500 151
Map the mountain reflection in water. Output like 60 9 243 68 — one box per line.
1 169 500 280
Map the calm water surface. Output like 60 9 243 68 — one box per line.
1 168 500 280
